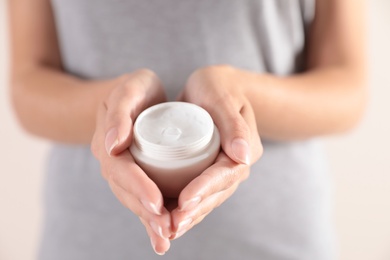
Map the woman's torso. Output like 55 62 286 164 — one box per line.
39 1 335 259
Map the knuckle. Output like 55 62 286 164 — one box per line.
183 174 213 200
201 92 230 114
231 119 250 138
105 89 126 110
135 69 159 86
119 69 161 100
221 167 241 190
106 112 123 127
135 68 156 78
223 175 236 190
118 80 135 97
214 91 231 106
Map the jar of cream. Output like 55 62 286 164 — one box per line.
130 102 220 198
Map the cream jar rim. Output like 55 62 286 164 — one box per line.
133 102 215 160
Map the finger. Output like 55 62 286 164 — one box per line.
239 101 263 162
177 152 250 212
109 180 171 239
106 151 165 216
171 212 208 241
104 69 166 156
171 212 207 240
203 95 252 165
171 181 239 239
140 217 171 255
92 103 170 237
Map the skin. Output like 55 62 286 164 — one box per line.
8 0 367 255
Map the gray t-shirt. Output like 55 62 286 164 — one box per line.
39 1 335 259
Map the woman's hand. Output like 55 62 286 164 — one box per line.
170 65 263 239
91 69 171 255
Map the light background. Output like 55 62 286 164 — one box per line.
0 0 389 259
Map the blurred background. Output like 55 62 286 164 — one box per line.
1 0 389 259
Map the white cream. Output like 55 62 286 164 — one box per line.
130 102 220 198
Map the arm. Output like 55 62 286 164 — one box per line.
247 0 367 140
9 0 171 254
185 0 367 142
8 0 115 143
170 0 367 239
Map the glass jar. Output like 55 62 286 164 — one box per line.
130 102 220 198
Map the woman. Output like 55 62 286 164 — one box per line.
9 0 366 259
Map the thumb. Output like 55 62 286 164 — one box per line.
104 70 166 156
205 99 252 165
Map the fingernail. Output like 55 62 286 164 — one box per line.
150 221 165 238
171 218 191 240
231 138 251 165
141 200 162 215
176 218 192 235
150 237 166 256
105 128 119 156
179 196 201 212
174 229 187 240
